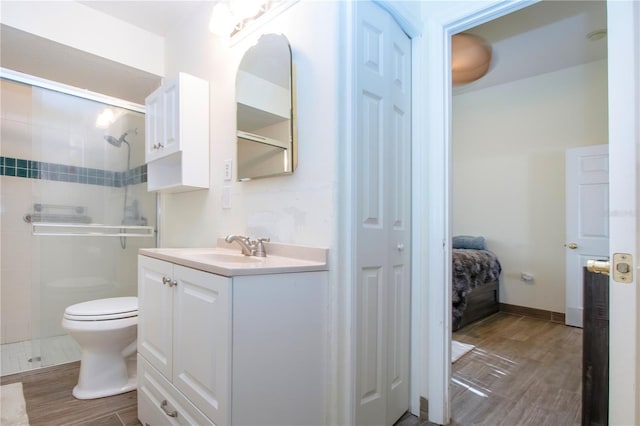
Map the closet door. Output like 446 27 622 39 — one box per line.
354 2 412 425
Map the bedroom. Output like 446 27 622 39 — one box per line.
446 1 608 421
450 0 607 330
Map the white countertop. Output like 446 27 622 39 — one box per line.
139 240 328 277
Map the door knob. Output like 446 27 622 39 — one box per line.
587 259 610 275
565 243 578 249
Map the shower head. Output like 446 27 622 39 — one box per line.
104 128 137 148
104 135 123 147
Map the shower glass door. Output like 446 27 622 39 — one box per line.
0 75 156 374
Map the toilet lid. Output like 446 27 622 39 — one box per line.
64 297 138 321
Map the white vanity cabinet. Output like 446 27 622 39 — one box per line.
145 72 209 192
137 250 327 426
138 255 229 425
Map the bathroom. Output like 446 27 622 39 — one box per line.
1 0 343 423
1 1 639 426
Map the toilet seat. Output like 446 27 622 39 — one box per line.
64 297 138 321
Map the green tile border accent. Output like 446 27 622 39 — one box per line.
0 156 147 187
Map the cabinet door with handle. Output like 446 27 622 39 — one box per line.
138 256 174 378
145 75 180 162
172 265 231 426
144 87 162 163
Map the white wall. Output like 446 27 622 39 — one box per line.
0 1 164 76
452 59 608 313
159 1 340 251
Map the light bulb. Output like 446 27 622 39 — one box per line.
96 108 115 128
230 0 263 21
209 2 235 36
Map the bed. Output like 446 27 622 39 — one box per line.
452 236 502 331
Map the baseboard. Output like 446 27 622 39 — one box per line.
419 396 428 420
499 303 565 324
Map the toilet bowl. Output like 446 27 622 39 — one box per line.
62 297 138 399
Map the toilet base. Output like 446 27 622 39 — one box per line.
72 375 136 399
72 354 137 399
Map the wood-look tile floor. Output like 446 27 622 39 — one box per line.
2 313 580 426
396 312 582 426
0 361 140 426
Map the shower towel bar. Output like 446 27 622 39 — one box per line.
32 223 155 238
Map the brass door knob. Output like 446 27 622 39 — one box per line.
565 243 578 249
587 259 610 275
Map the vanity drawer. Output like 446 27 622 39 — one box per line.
138 355 214 426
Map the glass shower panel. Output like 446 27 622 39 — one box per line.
0 78 156 373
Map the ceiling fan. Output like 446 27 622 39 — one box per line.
451 33 492 85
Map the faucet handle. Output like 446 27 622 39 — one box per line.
254 238 270 257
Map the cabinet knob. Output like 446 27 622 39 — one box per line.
160 400 178 418
162 276 170 285
168 279 178 288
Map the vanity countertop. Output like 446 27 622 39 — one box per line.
139 240 328 277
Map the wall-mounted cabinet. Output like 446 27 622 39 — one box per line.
145 73 209 192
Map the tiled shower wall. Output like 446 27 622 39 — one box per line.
0 79 155 345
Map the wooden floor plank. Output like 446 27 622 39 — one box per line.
4 312 581 426
0 361 139 426
396 312 582 426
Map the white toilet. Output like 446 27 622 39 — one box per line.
62 296 138 399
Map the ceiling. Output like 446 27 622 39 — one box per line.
78 0 607 94
0 1 607 103
77 1 206 36
456 0 607 94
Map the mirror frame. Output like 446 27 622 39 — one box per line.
236 33 296 181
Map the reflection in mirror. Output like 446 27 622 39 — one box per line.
236 33 295 181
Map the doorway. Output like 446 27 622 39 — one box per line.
449 0 607 422
422 1 639 424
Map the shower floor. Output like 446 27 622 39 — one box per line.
0 334 80 376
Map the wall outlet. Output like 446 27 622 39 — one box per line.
223 159 232 181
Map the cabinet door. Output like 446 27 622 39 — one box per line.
138 256 174 378
145 87 163 163
173 265 231 426
161 76 181 157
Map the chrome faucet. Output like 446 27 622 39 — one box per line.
224 235 270 257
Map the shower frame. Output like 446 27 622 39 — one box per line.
0 67 160 374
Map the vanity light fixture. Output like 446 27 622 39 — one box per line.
209 0 289 38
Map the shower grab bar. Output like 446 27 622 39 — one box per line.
31 223 155 238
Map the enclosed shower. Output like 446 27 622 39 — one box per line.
0 72 157 375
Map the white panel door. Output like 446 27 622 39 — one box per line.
355 2 411 425
565 145 609 327
172 265 230 426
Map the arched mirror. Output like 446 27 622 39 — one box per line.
236 33 295 181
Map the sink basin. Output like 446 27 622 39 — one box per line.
188 253 263 264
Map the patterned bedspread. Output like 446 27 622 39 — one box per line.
452 249 502 329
